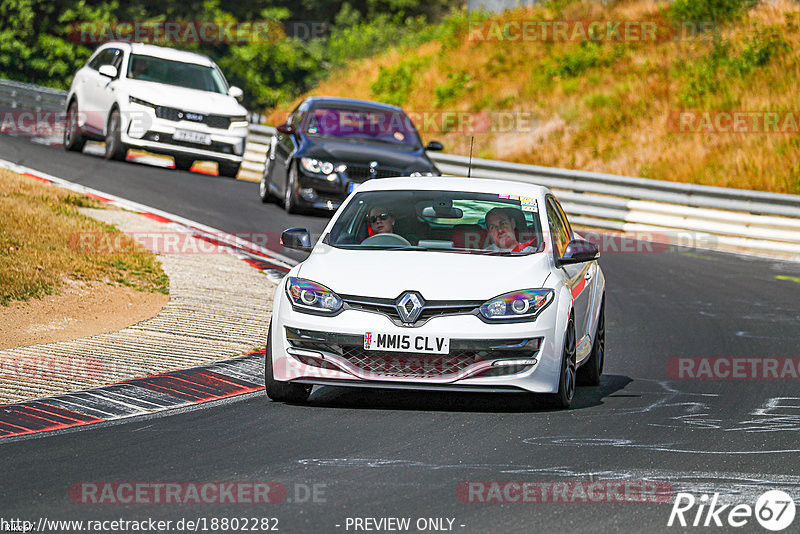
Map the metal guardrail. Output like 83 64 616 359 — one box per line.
0 78 67 111
3 79 799 259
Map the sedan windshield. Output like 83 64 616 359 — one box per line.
327 190 545 255
304 107 422 146
127 54 227 94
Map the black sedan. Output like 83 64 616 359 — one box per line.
259 96 442 213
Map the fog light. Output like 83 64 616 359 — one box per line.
492 358 538 367
300 188 317 201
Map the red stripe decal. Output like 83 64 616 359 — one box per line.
571 279 586 299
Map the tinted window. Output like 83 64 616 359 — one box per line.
126 54 227 94
328 190 543 255
304 107 422 146
88 49 117 70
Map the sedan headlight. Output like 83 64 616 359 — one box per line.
301 157 335 175
480 289 554 321
286 277 342 313
129 96 156 108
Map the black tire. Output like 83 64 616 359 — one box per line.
551 314 577 409
283 161 302 214
265 322 312 403
218 161 240 178
64 100 86 152
173 156 194 171
259 158 274 203
577 296 605 386
104 108 127 161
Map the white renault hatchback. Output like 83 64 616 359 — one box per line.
64 42 248 177
268 177 606 408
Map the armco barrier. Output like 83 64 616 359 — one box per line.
3 78 799 260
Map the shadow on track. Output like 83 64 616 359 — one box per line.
281 374 633 413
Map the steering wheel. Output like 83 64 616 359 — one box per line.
361 233 411 246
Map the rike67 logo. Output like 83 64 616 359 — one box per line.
668 491 796 531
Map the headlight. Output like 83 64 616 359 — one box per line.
286 277 342 313
480 289 554 321
129 96 155 108
301 157 335 175
229 115 248 128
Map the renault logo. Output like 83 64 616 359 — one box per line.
396 292 424 324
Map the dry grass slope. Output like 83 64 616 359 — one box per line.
0 169 169 305
270 0 800 194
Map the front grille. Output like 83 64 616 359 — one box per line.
339 346 482 378
154 106 232 129
341 295 481 327
345 165 404 182
286 328 539 379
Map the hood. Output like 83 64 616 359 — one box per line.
124 80 246 116
302 139 433 171
296 245 552 301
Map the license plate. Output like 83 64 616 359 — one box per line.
348 182 356 194
364 332 450 354
173 130 211 145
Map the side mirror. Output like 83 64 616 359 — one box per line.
98 65 118 78
276 123 295 135
281 227 312 252
559 239 599 265
228 86 243 101
425 140 444 151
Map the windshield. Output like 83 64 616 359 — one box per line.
126 54 227 94
304 106 422 146
327 190 544 255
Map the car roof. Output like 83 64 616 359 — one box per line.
102 42 215 67
302 96 403 112
355 176 552 197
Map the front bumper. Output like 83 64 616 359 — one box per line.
270 291 564 394
121 105 246 163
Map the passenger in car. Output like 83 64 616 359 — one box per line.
485 207 537 252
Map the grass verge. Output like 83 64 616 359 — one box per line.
0 169 169 305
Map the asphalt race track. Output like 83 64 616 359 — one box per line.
2 133 800 533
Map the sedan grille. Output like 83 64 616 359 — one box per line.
345 165 404 182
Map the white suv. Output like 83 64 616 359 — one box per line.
64 42 249 177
